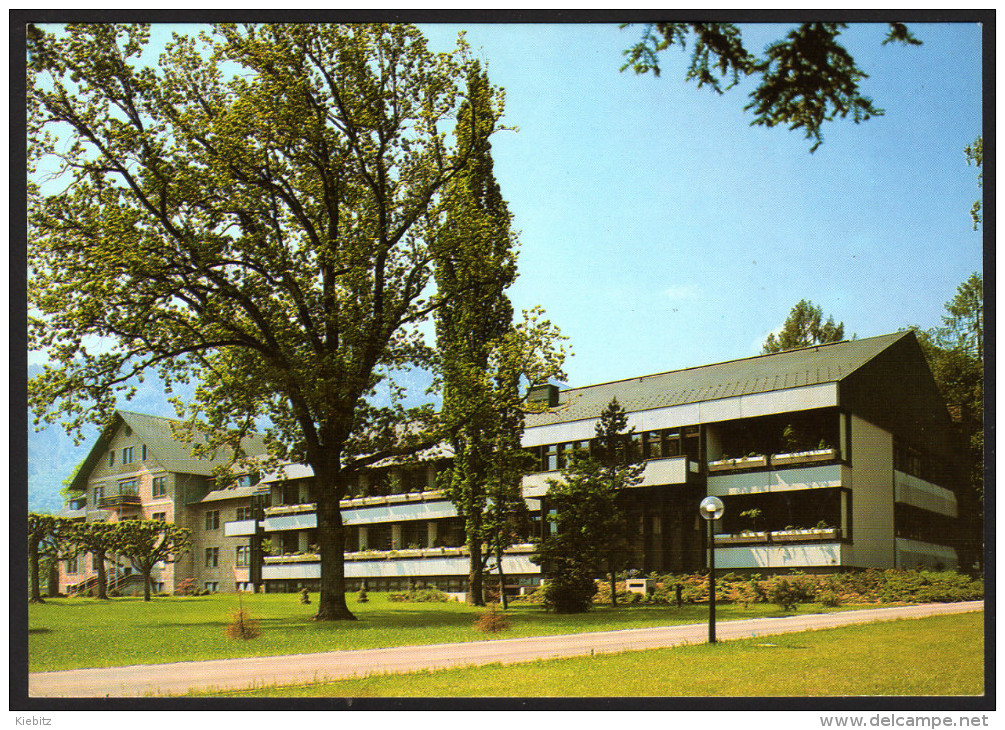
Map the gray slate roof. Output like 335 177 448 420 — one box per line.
117 411 268 476
526 331 911 427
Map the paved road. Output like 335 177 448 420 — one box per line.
29 601 983 697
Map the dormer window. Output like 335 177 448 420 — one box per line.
122 446 134 464
108 451 115 467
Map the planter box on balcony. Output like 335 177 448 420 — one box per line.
771 448 839 467
769 527 841 543
264 553 320 564
714 532 770 545
708 455 768 472
264 503 316 517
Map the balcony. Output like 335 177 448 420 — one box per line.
714 527 841 547
99 491 141 508
224 519 258 537
771 448 839 468
708 455 768 473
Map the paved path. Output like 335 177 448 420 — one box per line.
29 601 983 697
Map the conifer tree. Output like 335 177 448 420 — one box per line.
763 300 845 354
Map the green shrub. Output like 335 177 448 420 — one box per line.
225 609 260 640
356 588 369 603
542 574 597 613
818 589 841 607
299 588 311 605
768 576 816 611
388 588 450 603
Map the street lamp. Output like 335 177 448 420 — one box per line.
699 496 724 644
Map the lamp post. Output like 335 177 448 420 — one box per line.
699 496 724 644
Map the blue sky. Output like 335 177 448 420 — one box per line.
27 22 983 512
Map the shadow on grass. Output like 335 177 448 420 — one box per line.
28 628 53 634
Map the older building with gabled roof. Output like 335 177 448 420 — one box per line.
57 411 267 595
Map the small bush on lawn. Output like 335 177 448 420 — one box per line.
176 578 197 596
225 609 261 640
388 588 450 603
818 589 842 607
299 588 311 604
542 574 597 613
356 589 369 603
474 604 512 633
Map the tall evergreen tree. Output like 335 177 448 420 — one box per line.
763 300 845 354
435 64 565 605
533 398 642 613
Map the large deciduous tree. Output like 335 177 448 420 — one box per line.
622 22 921 151
111 520 191 601
28 23 521 620
763 300 845 354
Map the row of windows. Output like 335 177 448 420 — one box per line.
528 427 700 472
108 444 149 467
92 476 167 504
204 545 251 568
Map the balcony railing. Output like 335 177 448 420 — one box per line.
714 527 841 546
708 448 840 474
98 492 141 508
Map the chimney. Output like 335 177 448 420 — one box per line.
527 383 560 408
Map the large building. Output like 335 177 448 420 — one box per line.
58 331 966 596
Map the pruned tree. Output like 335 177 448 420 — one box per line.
622 22 922 151
68 521 119 600
28 513 55 603
763 300 845 354
111 520 191 601
532 398 642 613
27 23 528 620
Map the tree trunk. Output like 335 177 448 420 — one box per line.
143 570 152 601
314 474 356 621
28 540 43 603
95 548 108 600
47 560 60 597
609 555 617 607
496 545 508 610
467 538 484 606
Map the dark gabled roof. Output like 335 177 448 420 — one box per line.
67 410 267 494
526 331 913 426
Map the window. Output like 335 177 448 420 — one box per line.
118 478 138 497
152 476 167 497
153 582 164 593
152 512 166 522
204 581 218 593
66 555 78 574
93 485 104 504
235 545 250 567
544 444 559 471
235 506 253 521
204 547 219 568
646 431 664 460
142 444 148 461
122 446 134 464
108 451 115 467
205 510 220 530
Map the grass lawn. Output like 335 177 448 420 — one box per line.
29 592 863 672
191 612 984 697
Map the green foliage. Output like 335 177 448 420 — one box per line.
542 574 598 614
356 589 369 603
965 136 983 229
768 576 817 611
388 588 451 603
111 520 192 601
622 23 921 152
27 23 533 620
533 399 643 612
763 300 845 354
299 588 311 605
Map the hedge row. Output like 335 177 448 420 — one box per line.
516 569 983 609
